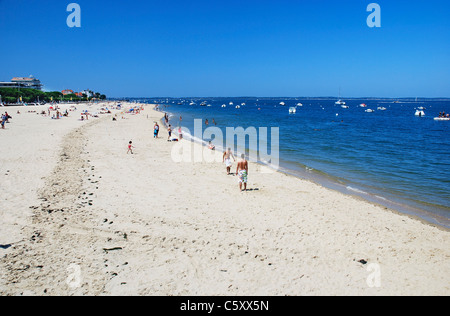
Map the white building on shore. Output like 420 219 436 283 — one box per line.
0 75 43 91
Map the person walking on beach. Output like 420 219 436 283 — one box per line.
4 112 11 123
236 154 249 192
168 125 172 141
154 122 160 138
223 148 235 175
127 141 135 154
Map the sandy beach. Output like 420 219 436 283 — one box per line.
0 103 448 296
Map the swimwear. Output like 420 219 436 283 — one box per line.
225 158 232 167
238 170 248 183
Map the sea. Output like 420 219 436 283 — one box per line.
137 97 450 228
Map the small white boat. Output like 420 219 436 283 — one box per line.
229 102 234 106
241 103 246 106
365 109 375 113
189 102 196 106
415 110 425 117
221 104 227 108
289 107 297 114
377 107 387 111
434 117 450 121
280 102 286 106
207 104 212 107
296 103 303 107
341 105 349 109
335 100 346 106
235 105 241 109
360 103 368 108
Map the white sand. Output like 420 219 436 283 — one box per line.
0 103 448 296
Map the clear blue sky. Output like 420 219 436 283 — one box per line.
1 0 449 97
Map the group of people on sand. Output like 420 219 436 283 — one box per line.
52 109 70 120
223 147 249 192
438 112 449 118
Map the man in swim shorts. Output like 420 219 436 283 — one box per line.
236 154 248 192
223 148 235 175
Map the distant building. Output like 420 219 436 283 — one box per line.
11 76 43 91
0 82 27 89
0 76 43 90
62 89 74 95
81 89 93 98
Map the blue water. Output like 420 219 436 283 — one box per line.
147 98 450 227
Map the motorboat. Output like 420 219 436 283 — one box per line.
289 107 297 114
279 102 286 106
415 110 425 117
235 105 241 109
296 103 303 107
434 117 450 121
221 104 227 108
365 109 375 113
377 107 387 111
360 103 368 108
341 105 349 109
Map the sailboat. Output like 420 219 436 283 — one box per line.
335 88 346 105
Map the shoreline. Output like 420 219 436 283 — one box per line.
1 103 448 295
157 105 450 230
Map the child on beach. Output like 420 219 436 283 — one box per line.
127 141 135 154
167 125 172 141
1 114 6 129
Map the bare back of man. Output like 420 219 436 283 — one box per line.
236 154 248 191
